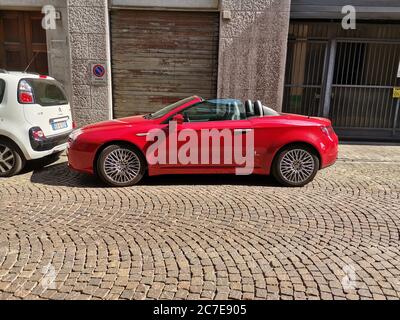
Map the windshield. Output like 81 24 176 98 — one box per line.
146 96 199 119
164 98 246 123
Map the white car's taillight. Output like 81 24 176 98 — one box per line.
18 80 34 104
31 128 45 139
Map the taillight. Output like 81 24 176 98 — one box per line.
72 121 77 129
18 80 35 104
19 92 34 103
29 127 46 151
30 127 45 140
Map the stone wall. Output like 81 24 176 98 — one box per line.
218 0 291 111
46 1 71 101
67 0 111 126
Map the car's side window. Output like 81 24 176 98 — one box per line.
180 101 246 123
0 79 5 104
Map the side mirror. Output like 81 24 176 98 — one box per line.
172 114 184 125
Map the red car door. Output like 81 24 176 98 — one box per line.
157 100 255 175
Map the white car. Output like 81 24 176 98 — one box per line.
0 70 73 177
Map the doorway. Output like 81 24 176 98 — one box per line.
0 11 48 74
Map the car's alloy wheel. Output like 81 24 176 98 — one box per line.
0 141 24 177
273 146 319 187
97 145 145 187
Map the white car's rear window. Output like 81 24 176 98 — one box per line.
25 79 68 107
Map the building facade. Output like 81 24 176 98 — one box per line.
287 0 400 141
1 0 400 141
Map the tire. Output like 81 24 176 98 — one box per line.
272 145 319 187
96 144 146 187
0 139 25 177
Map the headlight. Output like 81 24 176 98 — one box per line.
69 129 83 141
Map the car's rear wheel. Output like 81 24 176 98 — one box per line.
272 145 319 187
96 144 145 187
0 140 24 177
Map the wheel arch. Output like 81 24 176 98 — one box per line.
93 140 148 175
271 141 322 171
0 134 26 161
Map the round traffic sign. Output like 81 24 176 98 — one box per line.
93 64 106 78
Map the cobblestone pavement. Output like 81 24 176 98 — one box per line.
0 144 399 300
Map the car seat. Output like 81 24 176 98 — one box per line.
245 100 255 117
254 100 263 117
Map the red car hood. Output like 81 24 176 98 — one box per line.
82 115 149 130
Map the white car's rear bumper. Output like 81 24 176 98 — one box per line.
25 130 72 160
27 142 69 160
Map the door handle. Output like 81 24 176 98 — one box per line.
234 129 253 134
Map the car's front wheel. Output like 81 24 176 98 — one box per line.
272 145 319 187
0 140 24 178
96 144 145 187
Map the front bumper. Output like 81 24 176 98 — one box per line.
67 139 97 175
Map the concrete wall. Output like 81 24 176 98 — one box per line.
218 0 291 111
67 0 112 126
47 2 71 104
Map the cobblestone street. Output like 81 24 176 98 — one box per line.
0 144 399 300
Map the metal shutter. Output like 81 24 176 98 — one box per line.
110 10 219 118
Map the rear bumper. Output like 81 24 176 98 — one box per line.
320 135 339 169
30 130 72 152
26 142 68 160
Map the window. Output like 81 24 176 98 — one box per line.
146 96 198 119
263 106 279 116
26 79 68 106
180 99 246 122
0 79 5 103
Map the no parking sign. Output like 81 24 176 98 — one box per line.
90 62 107 85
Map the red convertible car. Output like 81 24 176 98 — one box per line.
67 96 338 187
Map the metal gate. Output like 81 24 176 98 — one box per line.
110 10 219 118
284 39 329 117
283 22 400 141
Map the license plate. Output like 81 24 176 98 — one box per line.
51 120 68 131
